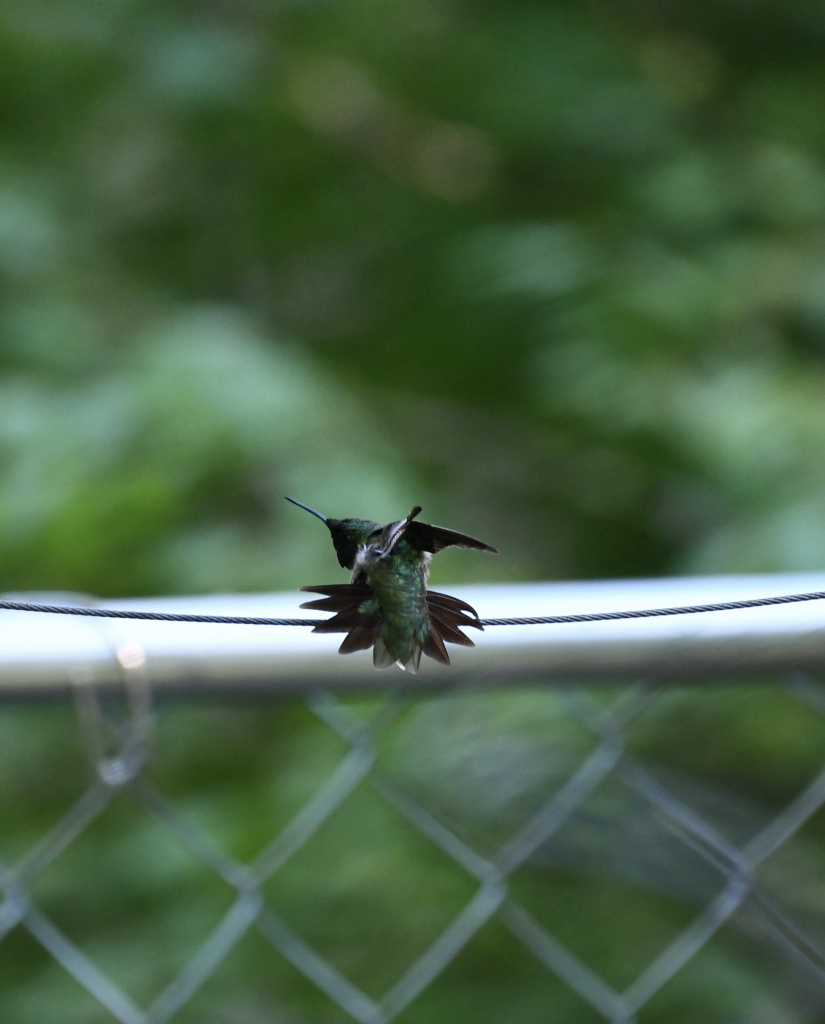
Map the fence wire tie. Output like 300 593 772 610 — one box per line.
70 640 152 787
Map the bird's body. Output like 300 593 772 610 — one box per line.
358 533 430 669
286 498 497 671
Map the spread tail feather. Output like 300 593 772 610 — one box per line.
373 636 399 670
423 627 450 665
423 590 483 666
299 585 482 670
428 609 476 647
339 625 379 653
425 590 483 620
300 584 379 654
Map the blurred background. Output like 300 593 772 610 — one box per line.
3 0 825 1020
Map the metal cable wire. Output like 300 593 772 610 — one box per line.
0 599 317 626
478 588 825 625
1 589 825 628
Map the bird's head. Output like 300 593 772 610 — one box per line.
285 497 380 570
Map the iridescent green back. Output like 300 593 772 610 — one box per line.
366 538 429 667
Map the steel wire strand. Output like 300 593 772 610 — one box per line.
2 588 825 628
479 589 825 625
0 599 318 625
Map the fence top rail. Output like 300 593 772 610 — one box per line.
2 572 825 697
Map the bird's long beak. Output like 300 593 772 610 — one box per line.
285 497 329 523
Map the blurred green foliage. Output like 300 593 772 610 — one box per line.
4 0 825 1020
3 0 825 592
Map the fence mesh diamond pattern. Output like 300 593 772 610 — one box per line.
2 650 825 1023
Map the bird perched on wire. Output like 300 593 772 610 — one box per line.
286 498 498 672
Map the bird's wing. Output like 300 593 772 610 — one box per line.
377 506 422 557
404 521 498 555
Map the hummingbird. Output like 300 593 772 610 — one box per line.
286 497 498 672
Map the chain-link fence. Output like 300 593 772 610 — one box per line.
3 579 825 1023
